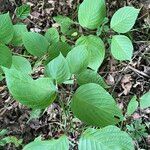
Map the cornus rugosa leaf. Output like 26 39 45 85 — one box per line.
127 96 138 116
79 126 134 150
110 6 140 33
76 35 105 71
71 83 123 127
78 0 106 29
3 68 57 109
16 4 30 19
11 24 28 46
111 35 133 61
0 44 12 68
45 27 59 44
76 69 108 89
140 91 150 109
66 45 89 74
45 54 70 84
22 32 50 57
11 56 32 74
23 135 69 150
0 13 14 44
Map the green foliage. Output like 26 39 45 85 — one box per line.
22 32 50 57
76 69 108 88
16 4 30 19
111 35 133 60
140 91 150 109
0 44 12 68
78 0 106 29
23 135 69 150
45 54 70 84
111 6 140 33
76 35 105 71
0 13 14 44
71 83 123 127
126 96 138 116
3 68 57 109
66 45 89 74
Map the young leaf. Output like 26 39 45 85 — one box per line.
48 42 71 61
79 126 134 150
127 96 138 116
3 68 57 109
0 44 12 68
45 54 70 84
76 35 105 71
45 27 59 44
22 32 50 57
16 4 30 19
78 0 106 29
11 56 32 74
140 92 150 109
71 83 123 127
110 6 140 33
66 45 89 74
76 69 108 89
23 135 69 150
53 15 75 35
0 13 14 44
111 35 133 61
11 24 28 46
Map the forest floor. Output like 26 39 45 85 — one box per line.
0 0 150 150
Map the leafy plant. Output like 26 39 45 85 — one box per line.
0 0 142 149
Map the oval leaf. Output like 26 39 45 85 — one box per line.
71 83 123 127
0 13 14 44
76 69 108 88
76 35 105 71
110 6 140 33
11 24 28 46
0 44 12 68
23 135 69 150
22 32 50 57
3 68 57 109
140 92 150 109
66 45 89 74
45 27 59 44
111 35 133 61
79 126 134 150
45 54 70 84
11 56 32 74
78 0 106 29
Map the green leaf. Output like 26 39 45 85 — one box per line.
79 126 134 150
11 24 28 46
23 135 69 150
76 35 105 71
16 4 30 19
45 54 70 84
111 35 133 61
76 69 108 89
66 45 89 74
45 27 59 44
53 15 75 35
3 68 57 109
48 41 71 61
0 44 12 68
110 6 140 33
140 92 150 109
11 55 32 74
71 83 123 127
0 13 14 44
78 0 106 29
127 96 138 116
22 32 50 57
